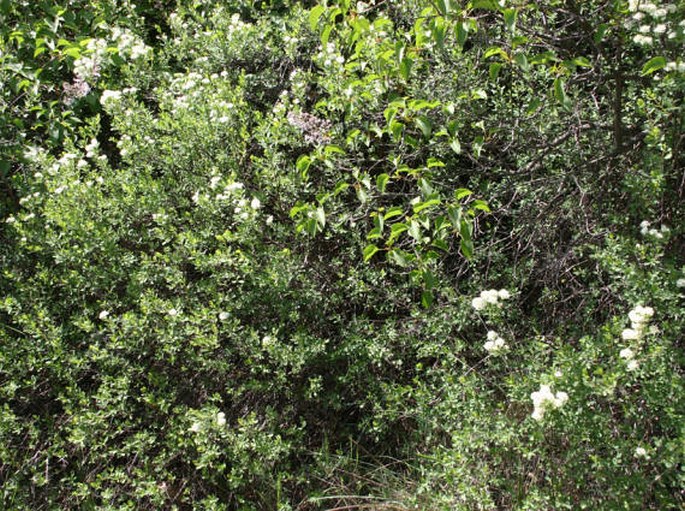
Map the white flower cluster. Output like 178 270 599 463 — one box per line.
627 2 681 45
471 288 511 311
73 38 108 82
111 26 151 61
619 305 654 371
166 72 210 111
640 220 669 239
664 61 685 73
100 89 122 106
189 410 227 433
216 411 226 426
192 178 261 220
316 42 345 68
677 277 685 288
620 347 639 371
622 305 654 341
209 100 235 124
634 446 650 459
531 384 568 421
484 330 509 355
224 13 250 37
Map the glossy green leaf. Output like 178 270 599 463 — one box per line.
503 8 517 33
363 244 380 262
641 56 666 76
553 77 571 110
315 207 326 228
413 199 441 214
309 5 325 31
376 173 390 193
384 207 404 220
415 116 432 138
472 0 501 11
421 290 434 308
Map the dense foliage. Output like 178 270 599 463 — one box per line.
1 0 683 509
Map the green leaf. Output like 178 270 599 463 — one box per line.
641 56 666 76
456 21 469 48
296 155 311 177
376 173 390 193
450 137 462 154
408 220 422 242
399 57 413 81
421 290 434 308
413 199 441 214
484 46 508 60
384 207 404 220
572 56 592 68
64 47 81 59
315 207 326 228
432 238 449 251
514 52 529 72
367 227 382 240
471 0 501 11
324 145 345 155
363 244 380 262
0 160 10 177
460 238 474 259
503 8 517 33
489 62 502 80
415 116 432 138
472 199 490 212
594 23 609 44
426 158 445 168
455 188 472 200
526 97 541 115
309 5 325 31
553 77 571 111
432 19 447 49
356 186 369 204
389 222 409 240
388 248 409 267
333 181 349 195
437 0 454 15
321 25 333 46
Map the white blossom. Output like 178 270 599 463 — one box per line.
622 328 640 341
218 311 229 321
634 446 649 459
620 347 635 360
225 182 244 192
98 310 110 320
471 297 486 311
168 308 179 317
216 412 226 426
481 289 499 304
100 89 122 106
633 34 653 45
531 384 568 421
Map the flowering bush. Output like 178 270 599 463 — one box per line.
0 0 683 510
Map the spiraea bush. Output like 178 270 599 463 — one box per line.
1 0 683 509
